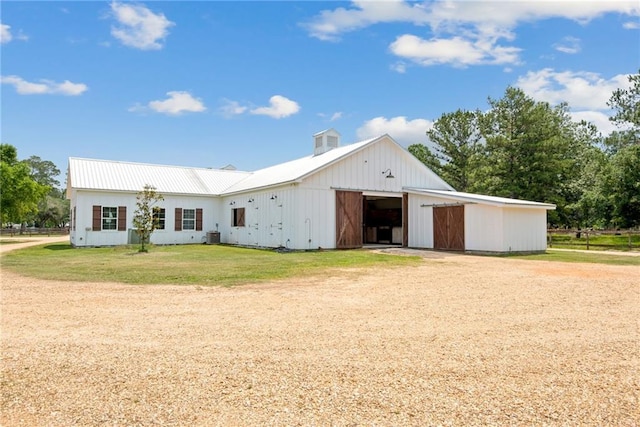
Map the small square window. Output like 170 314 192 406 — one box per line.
232 207 245 227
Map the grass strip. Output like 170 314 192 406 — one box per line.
0 243 421 287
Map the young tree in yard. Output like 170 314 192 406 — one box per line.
0 144 49 226
132 184 164 252
426 109 483 192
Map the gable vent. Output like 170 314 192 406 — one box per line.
313 128 341 155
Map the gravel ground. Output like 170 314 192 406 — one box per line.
1 238 639 426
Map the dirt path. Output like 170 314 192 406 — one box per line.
0 235 69 253
1 243 639 426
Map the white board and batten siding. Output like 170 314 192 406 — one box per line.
407 190 553 252
70 190 219 247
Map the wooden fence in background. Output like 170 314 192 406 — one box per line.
0 228 69 237
547 229 640 251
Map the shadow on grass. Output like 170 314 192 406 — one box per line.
44 244 74 251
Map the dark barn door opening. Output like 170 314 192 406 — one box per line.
362 195 404 246
336 190 363 249
433 205 465 251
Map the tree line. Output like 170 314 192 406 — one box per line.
1 144 69 229
409 70 639 229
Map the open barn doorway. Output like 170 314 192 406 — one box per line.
363 195 404 246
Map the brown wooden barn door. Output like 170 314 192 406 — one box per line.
433 205 465 251
336 190 363 249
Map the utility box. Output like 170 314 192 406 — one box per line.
206 231 220 244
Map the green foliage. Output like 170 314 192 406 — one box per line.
608 69 640 132
407 143 442 175
426 109 483 192
132 185 164 252
24 155 61 188
604 145 640 228
0 244 421 286
0 144 50 224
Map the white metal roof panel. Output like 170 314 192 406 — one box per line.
68 158 250 195
221 136 381 194
406 188 556 209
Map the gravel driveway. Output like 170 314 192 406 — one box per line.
1 238 638 426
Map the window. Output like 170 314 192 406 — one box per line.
153 207 166 230
102 207 118 230
327 135 339 148
183 208 195 230
232 207 245 227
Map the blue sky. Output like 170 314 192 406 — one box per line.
1 1 639 186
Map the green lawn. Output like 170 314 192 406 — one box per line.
507 248 640 266
0 243 422 287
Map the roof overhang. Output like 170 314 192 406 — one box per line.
405 188 556 210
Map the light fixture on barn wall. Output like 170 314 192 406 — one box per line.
382 168 395 179
270 194 278 200
248 198 254 203
229 201 236 205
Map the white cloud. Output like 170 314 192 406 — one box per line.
1 23 28 44
356 116 433 146
305 1 640 41
515 68 633 135
110 2 174 50
132 91 206 115
553 36 581 54
1 75 87 95
250 95 300 119
302 0 433 42
389 33 520 67
516 68 630 110
1 24 12 44
623 20 640 29
304 1 639 67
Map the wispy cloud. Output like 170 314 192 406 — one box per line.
110 2 174 50
130 91 206 115
1 23 28 44
553 36 581 54
357 116 433 146
623 20 640 29
1 75 87 95
318 111 343 122
250 95 301 119
219 99 248 118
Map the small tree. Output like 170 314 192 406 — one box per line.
132 184 164 253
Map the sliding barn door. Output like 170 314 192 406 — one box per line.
336 190 363 249
433 205 465 251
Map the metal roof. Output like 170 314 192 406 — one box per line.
219 136 381 195
68 158 251 195
68 136 382 196
405 188 556 209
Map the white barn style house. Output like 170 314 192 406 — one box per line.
67 130 555 252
